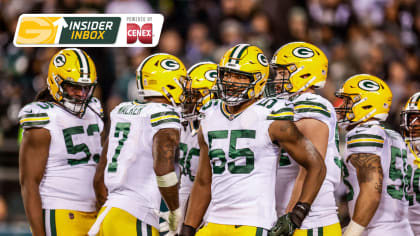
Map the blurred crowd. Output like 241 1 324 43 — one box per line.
0 0 420 228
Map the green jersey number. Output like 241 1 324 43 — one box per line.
278 149 291 167
208 129 256 174
405 162 420 206
387 146 409 200
179 143 200 181
107 122 131 172
63 124 101 166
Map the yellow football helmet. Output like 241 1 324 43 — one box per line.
335 74 392 125
181 62 218 121
47 48 97 117
267 41 328 96
401 92 420 164
218 44 269 106
136 53 186 105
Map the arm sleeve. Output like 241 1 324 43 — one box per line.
18 103 50 130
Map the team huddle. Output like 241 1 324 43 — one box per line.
17 42 420 236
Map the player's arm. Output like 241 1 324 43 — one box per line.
153 128 180 211
19 128 50 236
181 128 212 235
286 118 329 212
270 119 326 205
93 137 109 209
344 153 383 236
268 120 326 235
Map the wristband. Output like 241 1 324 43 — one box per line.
290 202 311 228
156 171 178 187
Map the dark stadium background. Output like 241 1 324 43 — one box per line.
0 0 419 234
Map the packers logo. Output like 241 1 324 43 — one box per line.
358 79 380 91
161 59 180 70
53 54 66 67
204 70 217 82
257 53 268 66
292 47 314 58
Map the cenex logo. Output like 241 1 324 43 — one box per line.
127 23 153 44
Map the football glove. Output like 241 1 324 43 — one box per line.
269 202 310 236
155 208 182 235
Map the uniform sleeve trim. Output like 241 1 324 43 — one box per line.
347 134 384 141
347 142 384 148
19 113 49 125
21 120 50 127
294 100 328 110
151 118 180 127
151 111 179 119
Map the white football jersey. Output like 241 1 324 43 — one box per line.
406 146 420 235
179 121 200 201
177 120 202 232
275 93 341 229
18 98 104 212
344 121 412 234
200 97 294 230
104 101 181 229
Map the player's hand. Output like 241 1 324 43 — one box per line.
155 208 182 234
268 213 296 236
269 202 310 236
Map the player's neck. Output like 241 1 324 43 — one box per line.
226 98 258 114
145 97 171 105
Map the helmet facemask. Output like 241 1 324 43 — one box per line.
335 92 358 128
180 79 214 122
401 110 420 153
265 64 296 97
60 79 96 117
217 67 259 106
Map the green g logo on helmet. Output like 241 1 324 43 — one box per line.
292 47 314 58
161 59 180 70
358 79 380 91
53 54 66 67
204 69 217 82
257 53 268 66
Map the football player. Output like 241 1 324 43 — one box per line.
400 92 420 235
89 53 185 236
267 42 342 235
336 74 413 236
180 44 326 236
19 48 104 236
163 62 218 235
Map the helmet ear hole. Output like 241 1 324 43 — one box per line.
167 85 176 89
362 105 372 110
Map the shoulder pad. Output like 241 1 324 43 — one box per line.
293 94 332 118
88 97 104 119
